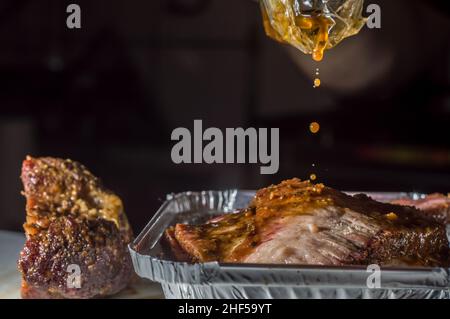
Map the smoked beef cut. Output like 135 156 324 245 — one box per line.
392 194 450 224
166 179 449 266
18 157 133 298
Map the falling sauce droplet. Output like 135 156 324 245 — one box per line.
313 68 321 88
310 174 317 181
309 122 320 134
312 51 323 62
313 78 321 88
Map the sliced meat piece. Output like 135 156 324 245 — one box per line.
167 179 449 266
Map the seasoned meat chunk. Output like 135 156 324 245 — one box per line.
166 179 449 266
18 156 133 298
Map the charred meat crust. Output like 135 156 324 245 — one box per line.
18 156 133 299
166 179 449 267
391 194 450 224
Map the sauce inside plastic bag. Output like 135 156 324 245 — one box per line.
260 0 367 61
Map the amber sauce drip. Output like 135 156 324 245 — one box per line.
261 3 331 184
260 2 333 62
313 77 321 88
309 121 320 180
309 122 320 134
295 15 332 62
311 16 332 62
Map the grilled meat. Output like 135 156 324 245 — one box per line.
18 157 133 299
392 194 450 224
166 179 449 266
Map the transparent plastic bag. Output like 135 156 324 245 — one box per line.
260 0 367 61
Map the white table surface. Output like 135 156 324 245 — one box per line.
0 230 164 299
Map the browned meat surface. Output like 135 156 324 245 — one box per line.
392 194 450 224
18 156 133 299
166 179 449 266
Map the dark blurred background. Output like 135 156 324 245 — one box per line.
0 0 449 232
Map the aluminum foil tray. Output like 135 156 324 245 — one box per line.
129 190 450 299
